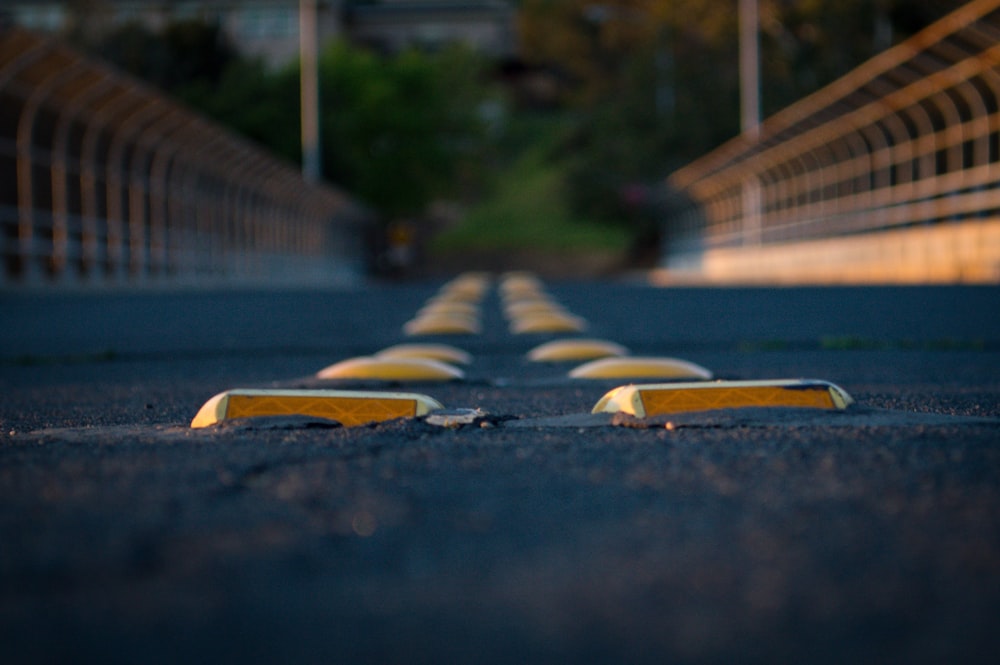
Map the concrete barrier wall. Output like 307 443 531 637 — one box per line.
659 0 1000 285
653 218 1000 285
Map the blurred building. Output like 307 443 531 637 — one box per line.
344 1 514 56
1 1 515 67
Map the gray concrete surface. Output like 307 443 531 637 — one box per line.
1 281 999 663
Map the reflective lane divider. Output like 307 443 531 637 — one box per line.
569 356 713 380
510 312 588 335
375 343 473 365
499 277 547 296
417 301 480 318
500 285 549 309
500 288 550 306
503 300 566 319
500 272 592 335
403 314 482 336
405 273 490 337
191 389 445 428
440 272 491 301
592 379 855 417
316 356 465 381
527 338 630 362
499 272 543 298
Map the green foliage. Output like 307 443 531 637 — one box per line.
82 20 495 219
518 0 953 228
86 18 237 93
178 59 302 164
316 42 493 216
432 114 630 253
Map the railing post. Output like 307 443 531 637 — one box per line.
129 108 187 281
50 70 112 283
12 41 65 284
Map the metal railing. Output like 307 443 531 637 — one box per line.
1 27 369 288
658 0 1000 283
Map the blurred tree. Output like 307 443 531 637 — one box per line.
80 16 495 220
161 19 238 90
518 0 660 105
84 17 237 95
316 42 494 216
517 0 739 226
178 58 302 165
518 0 956 228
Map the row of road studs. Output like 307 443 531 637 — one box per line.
191 272 854 429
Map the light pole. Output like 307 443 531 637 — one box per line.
300 0 321 183
739 0 762 246
739 0 760 140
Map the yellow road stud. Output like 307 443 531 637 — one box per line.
500 272 542 292
441 285 488 302
441 274 491 300
191 389 444 428
504 300 565 318
417 301 480 318
592 379 854 417
528 338 629 362
569 356 712 379
510 312 587 334
404 314 481 336
375 343 473 365
501 288 546 302
317 356 465 381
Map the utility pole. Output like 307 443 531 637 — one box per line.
739 0 760 140
300 0 321 183
739 0 762 247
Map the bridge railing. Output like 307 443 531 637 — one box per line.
1 27 369 288
657 0 1000 284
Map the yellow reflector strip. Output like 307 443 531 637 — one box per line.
510 313 587 334
404 315 481 336
316 356 465 381
499 272 542 295
440 273 491 301
592 379 854 417
570 356 712 379
375 343 472 365
504 301 565 318
500 286 552 305
528 338 629 362
191 389 444 428
418 301 480 318
441 285 488 302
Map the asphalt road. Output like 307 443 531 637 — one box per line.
2 279 999 664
